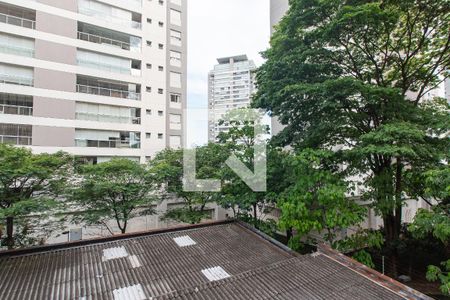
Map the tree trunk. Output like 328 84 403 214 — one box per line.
5 216 14 249
252 203 258 228
286 227 293 242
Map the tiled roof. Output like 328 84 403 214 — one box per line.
0 221 430 300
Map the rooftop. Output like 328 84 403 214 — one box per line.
0 220 431 300
217 55 249 64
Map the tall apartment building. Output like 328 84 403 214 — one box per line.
0 0 186 163
208 55 256 142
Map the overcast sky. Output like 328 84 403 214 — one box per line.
186 0 271 147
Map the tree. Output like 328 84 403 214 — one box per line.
150 144 228 224
0 144 72 248
279 149 366 245
70 159 156 234
215 109 289 229
254 0 449 275
409 167 450 295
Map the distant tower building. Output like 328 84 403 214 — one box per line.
208 55 256 142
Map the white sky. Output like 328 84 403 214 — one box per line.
186 0 271 147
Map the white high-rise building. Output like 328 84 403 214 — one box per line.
0 0 187 163
208 55 256 141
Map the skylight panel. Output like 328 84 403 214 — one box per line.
113 284 147 300
201 266 231 282
102 246 129 261
173 235 197 247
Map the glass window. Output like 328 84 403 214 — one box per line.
170 30 182 46
170 9 181 26
170 51 182 67
170 72 182 88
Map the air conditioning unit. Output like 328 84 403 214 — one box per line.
69 228 83 242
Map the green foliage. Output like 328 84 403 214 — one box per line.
279 149 366 244
70 159 156 234
150 144 228 224
426 260 450 296
160 208 210 225
254 0 450 255
0 144 72 248
408 166 450 295
352 250 376 269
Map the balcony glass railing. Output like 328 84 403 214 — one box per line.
77 58 130 74
78 7 141 30
0 43 34 57
76 84 141 100
0 13 35 29
0 104 33 116
75 139 140 149
0 135 32 145
78 31 131 51
76 112 141 124
0 74 33 86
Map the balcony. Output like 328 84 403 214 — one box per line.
78 32 131 51
76 84 140 100
0 43 34 57
76 112 141 124
77 58 131 74
0 74 33 86
75 138 140 149
0 135 32 145
77 22 142 52
0 4 35 29
0 104 33 116
78 0 142 30
0 123 32 145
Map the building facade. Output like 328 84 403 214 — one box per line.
269 0 288 137
208 55 256 142
270 0 289 35
0 0 187 163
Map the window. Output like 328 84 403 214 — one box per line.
158 66 164 71
170 93 181 103
158 43 164 49
170 9 181 26
159 0 164 4
76 102 141 124
146 109 152 115
170 51 181 67
0 93 33 116
146 63 152 69
0 123 32 145
170 135 181 149
75 129 141 149
146 18 152 23
158 21 164 27
158 88 164 94
158 110 163 116
170 30 182 46
146 41 152 46
170 114 181 126
158 133 163 139
0 64 34 86
170 72 182 88
170 0 182 6
146 86 152 92
146 133 151 139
